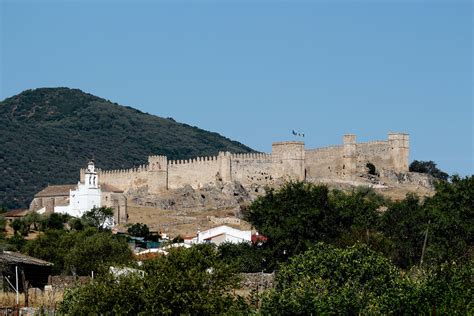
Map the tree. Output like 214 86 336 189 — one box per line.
81 207 114 229
261 243 421 315
366 162 378 176
127 223 150 239
22 229 73 274
64 228 134 275
11 218 29 236
380 176 473 267
39 213 66 231
24 211 41 231
244 182 339 261
58 244 250 314
409 160 448 181
379 194 426 268
421 175 473 265
23 227 133 275
218 242 271 273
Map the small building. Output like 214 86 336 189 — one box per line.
187 225 252 246
0 251 53 292
29 161 127 225
3 209 29 225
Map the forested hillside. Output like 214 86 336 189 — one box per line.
0 88 253 209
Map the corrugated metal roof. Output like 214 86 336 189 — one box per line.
0 251 53 266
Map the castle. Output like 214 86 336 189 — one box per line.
82 132 409 194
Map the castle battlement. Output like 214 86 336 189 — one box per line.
88 132 409 194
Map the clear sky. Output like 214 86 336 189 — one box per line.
1 0 472 176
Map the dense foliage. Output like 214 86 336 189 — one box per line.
0 87 253 209
127 223 151 238
245 178 473 270
22 216 134 275
261 243 473 315
58 245 250 315
409 160 449 180
244 182 383 266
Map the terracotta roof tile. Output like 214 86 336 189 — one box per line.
35 184 77 197
35 183 123 197
3 209 29 218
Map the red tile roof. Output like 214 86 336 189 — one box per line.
35 183 123 197
35 184 76 197
3 209 29 218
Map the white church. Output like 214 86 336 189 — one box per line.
29 161 127 225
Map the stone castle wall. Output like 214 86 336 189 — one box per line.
231 153 274 187
168 155 221 189
89 133 409 193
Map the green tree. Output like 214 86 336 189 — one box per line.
379 193 426 268
23 227 133 275
81 207 114 229
58 244 250 314
416 261 474 314
24 211 41 231
64 228 134 275
330 187 382 247
421 175 473 265
23 229 76 274
218 242 271 273
39 213 66 231
261 243 420 315
380 176 473 267
127 223 150 239
0 216 6 238
409 160 449 181
11 218 29 236
244 182 339 261
68 217 84 231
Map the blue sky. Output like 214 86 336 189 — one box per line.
1 0 472 175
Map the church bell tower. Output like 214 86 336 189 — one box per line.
84 160 98 189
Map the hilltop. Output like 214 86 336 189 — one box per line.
0 88 253 209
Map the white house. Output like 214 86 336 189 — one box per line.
186 225 252 246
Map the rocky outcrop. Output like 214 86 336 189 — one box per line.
128 181 255 212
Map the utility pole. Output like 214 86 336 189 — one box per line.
420 220 431 267
15 266 19 306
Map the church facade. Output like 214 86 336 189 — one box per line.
30 161 127 225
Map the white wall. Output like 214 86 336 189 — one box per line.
196 225 251 245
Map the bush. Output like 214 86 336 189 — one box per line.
58 244 250 314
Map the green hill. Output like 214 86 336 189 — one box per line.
0 87 254 209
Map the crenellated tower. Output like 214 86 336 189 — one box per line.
343 134 357 179
388 132 409 172
271 141 305 181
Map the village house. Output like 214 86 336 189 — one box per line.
185 225 252 246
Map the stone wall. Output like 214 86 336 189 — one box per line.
231 153 274 187
305 145 344 179
168 155 221 189
94 133 410 194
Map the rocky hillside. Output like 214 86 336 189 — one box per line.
0 88 254 209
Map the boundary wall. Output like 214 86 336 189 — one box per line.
87 132 409 193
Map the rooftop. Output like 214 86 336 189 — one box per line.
35 183 123 197
35 184 77 197
3 209 29 218
0 251 53 266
